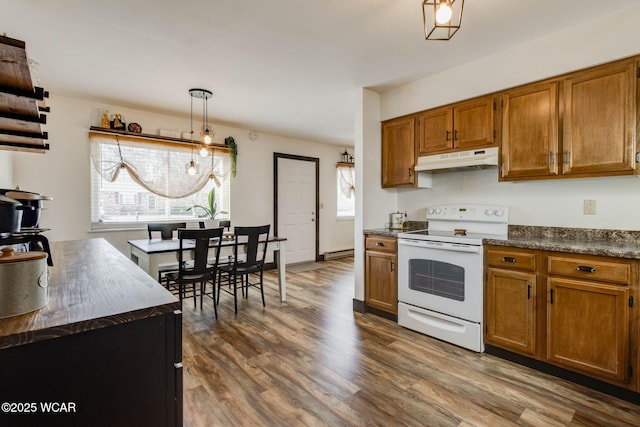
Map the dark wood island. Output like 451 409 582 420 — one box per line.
0 238 182 427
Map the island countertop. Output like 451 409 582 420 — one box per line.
0 238 179 350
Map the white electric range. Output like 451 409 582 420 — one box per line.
397 204 508 352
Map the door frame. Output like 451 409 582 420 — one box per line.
273 152 320 262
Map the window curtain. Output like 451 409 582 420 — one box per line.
337 164 355 199
89 132 230 199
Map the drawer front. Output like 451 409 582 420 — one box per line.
365 236 397 253
548 256 631 285
486 248 535 271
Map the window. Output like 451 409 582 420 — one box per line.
89 132 230 228
336 164 355 218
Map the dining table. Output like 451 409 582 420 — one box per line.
127 236 288 302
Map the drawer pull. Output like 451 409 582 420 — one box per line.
527 284 531 300
576 265 596 273
376 242 384 247
502 256 516 263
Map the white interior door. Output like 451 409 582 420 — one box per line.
277 157 316 264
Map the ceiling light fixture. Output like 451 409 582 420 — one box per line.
186 89 201 176
422 0 464 41
189 88 214 145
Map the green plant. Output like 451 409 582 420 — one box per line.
186 188 227 219
225 136 238 177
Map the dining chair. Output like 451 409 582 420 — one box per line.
217 225 270 315
165 227 224 317
147 222 187 286
147 222 187 240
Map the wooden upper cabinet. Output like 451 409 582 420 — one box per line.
381 115 416 188
417 106 453 154
563 59 637 176
454 96 495 150
500 82 559 180
417 95 495 156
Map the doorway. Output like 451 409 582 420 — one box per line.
274 153 319 264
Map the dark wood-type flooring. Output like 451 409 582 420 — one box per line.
181 257 640 426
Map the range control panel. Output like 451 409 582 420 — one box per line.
426 204 508 223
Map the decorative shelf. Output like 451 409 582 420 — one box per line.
89 126 228 151
0 35 50 153
336 162 355 167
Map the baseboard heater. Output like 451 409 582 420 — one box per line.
322 249 354 260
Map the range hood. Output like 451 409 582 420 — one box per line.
414 147 499 173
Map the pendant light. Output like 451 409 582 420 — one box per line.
422 0 464 41
189 88 214 146
186 90 199 176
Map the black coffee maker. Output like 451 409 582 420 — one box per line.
0 189 53 266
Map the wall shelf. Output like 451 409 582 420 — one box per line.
88 126 228 151
0 35 50 153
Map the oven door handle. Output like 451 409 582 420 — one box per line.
398 239 481 253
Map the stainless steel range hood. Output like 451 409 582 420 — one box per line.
414 147 499 173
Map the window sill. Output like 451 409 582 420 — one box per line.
336 216 354 221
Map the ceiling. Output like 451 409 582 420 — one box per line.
4 0 640 146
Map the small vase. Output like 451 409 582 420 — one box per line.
204 219 220 229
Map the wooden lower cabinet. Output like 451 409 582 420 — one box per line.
547 277 629 383
485 268 537 355
364 235 398 315
484 245 638 391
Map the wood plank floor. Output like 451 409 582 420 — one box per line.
181 257 640 426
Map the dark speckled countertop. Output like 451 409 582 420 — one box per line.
364 221 428 238
365 223 640 259
487 225 640 259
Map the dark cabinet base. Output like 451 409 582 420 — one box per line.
0 312 182 427
485 344 640 406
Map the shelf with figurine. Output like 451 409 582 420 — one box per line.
89 125 228 151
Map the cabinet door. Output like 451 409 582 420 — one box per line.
381 116 416 187
485 268 536 355
563 60 636 176
453 96 495 150
365 250 398 314
547 277 630 384
417 106 453 155
501 82 559 180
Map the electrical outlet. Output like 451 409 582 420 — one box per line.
583 199 596 215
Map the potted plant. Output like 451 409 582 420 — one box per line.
187 188 227 227
225 136 238 177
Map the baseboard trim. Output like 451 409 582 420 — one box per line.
321 249 354 261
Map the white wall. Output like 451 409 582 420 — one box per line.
0 151 12 187
11 95 354 256
356 4 640 301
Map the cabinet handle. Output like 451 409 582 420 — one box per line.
390 261 395 272
375 242 384 247
550 289 554 304
549 151 555 165
454 129 458 141
445 130 450 141
502 256 516 263
576 265 596 273
408 167 412 177
564 150 570 165
527 284 531 300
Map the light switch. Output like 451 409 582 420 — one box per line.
583 199 596 215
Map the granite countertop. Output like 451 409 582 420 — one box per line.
0 238 179 350
364 221 428 237
365 223 640 259
487 226 640 259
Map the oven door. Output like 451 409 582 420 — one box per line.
398 238 483 322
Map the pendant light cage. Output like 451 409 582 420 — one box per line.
189 88 214 147
422 0 464 41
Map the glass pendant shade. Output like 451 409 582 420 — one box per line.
198 145 209 157
423 0 464 40
187 160 197 176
